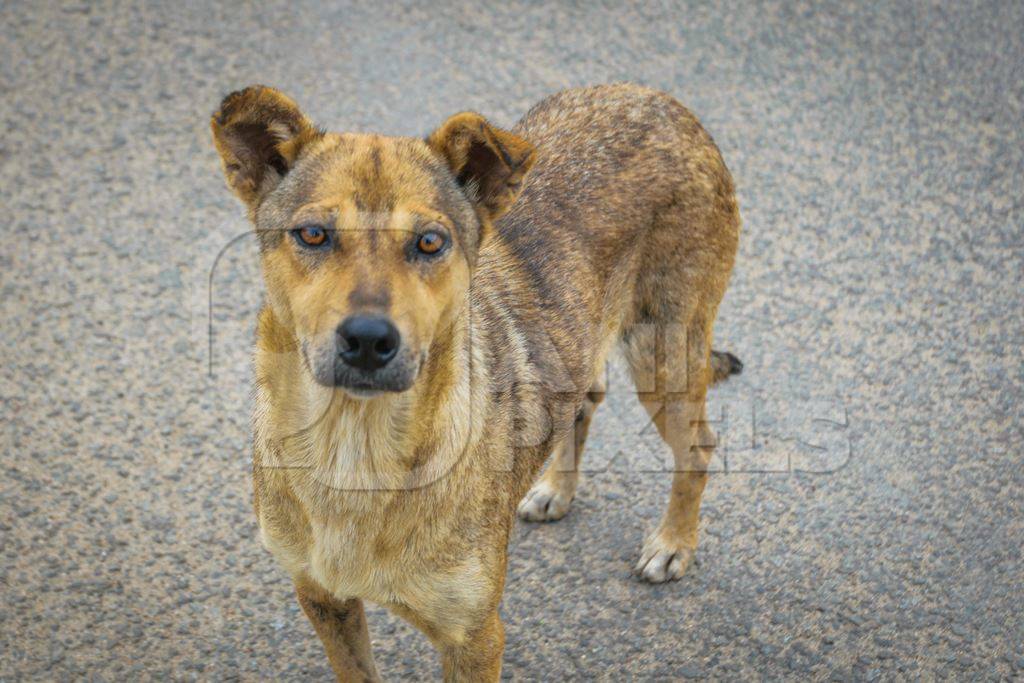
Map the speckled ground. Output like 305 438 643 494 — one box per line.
2 0 1022 680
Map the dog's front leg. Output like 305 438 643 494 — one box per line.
438 611 504 683
295 579 381 682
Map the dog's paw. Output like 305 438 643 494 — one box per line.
516 481 573 522
633 531 696 583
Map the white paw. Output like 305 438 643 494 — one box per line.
634 532 696 583
516 481 574 522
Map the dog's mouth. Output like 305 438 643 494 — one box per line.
340 384 385 399
330 363 418 396
336 376 406 399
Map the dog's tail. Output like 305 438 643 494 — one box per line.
710 350 743 385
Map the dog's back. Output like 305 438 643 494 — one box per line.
475 84 740 485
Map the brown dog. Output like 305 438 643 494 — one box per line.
211 83 740 681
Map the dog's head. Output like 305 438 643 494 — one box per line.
211 86 534 397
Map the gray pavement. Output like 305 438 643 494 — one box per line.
2 0 1022 680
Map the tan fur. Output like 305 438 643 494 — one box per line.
212 83 740 681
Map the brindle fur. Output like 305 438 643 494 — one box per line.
211 83 740 681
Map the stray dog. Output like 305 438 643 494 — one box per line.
211 83 740 681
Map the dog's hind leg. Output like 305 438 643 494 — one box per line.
295 579 381 682
517 378 605 521
621 318 717 582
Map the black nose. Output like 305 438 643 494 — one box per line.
337 316 400 371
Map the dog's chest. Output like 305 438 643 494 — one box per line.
255 369 493 637
261 498 488 638
306 515 404 602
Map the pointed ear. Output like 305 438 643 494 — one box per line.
210 85 321 209
427 112 535 221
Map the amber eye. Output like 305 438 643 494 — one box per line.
293 225 329 248
416 230 446 255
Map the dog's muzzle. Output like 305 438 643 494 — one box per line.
304 316 418 395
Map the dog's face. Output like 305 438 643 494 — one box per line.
212 87 534 396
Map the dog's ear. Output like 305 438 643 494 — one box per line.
427 112 535 221
210 86 321 209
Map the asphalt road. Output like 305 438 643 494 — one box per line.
2 1 1022 680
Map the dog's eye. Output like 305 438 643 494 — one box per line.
293 226 329 248
416 230 446 255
